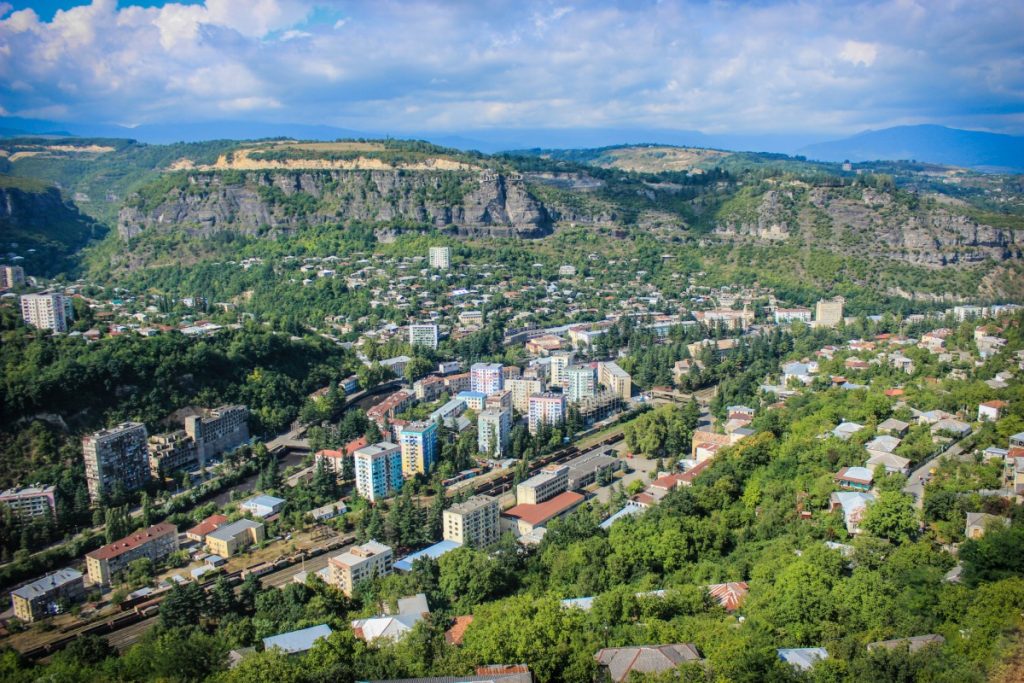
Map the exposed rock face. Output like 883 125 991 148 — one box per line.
1 184 104 274
118 170 552 240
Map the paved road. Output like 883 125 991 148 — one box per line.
903 437 969 508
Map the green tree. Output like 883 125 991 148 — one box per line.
860 491 918 544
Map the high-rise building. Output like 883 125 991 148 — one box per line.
408 323 439 350
815 298 845 328
470 362 504 395
399 421 438 477
477 408 511 457
1 265 25 289
20 293 71 332
328 540 393 596
428 246 451 269
443 495 500 546
184 405 249 466
598 361 632 401
353 442 404 502
549 351 573 387
507 378 545 414
528 392 566 434
82 422 150 502
566 366 597 402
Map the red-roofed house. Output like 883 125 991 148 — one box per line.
445 615 474 646
185 514 228 543
978 400 1008 422
501 491 585 536
707 581 749 612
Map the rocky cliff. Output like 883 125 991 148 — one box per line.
118 169 553 240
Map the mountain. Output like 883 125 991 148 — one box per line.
798 125 1024 172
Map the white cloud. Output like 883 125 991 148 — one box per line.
840 40 879 67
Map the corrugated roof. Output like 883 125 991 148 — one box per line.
503 491 584 527
263 623 332 654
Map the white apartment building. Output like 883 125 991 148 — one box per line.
549 352 573 387
428 246 451 269
516 464 569 505
477 408 511 456
408 323 439 350
353 442 403 502
566 366 597 402
328 540 393 596
528 392 566 435
20 293 71 332
470 362 504 395
443 495 500 546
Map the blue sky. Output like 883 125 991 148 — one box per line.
2 0 1022 139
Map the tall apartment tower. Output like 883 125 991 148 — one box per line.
428 246 451 269
1 265 25 289
20 293 71 332
82 422 150 502
470 362 504 395
398 421 438 477
353 442 404 502
549 351 573 387
409 323 439 350
815 298 845 328
184 405 249 466
528 392 566 434
566 366 597 402
477 408 511 457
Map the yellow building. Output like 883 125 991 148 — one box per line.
204 519 264 557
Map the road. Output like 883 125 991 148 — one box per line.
903 436 970 508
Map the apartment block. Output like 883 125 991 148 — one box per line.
470 363 504 395
598 361 632 401
11 568 85 622
507 378 544 414
399 421 438 477
85 523 179 586
815 298 845 327
516 464 569 505
428 246 451 269
328 540 393 596
409 323 439 350
147 430 198 478
20 292 71 332
1 265 25 289
184 405 249 465
354 441 404 502
82 422 150 502
774 307 812 323
478 408 511 457
528 392 566 435
549 352 573 387
566 366 597 402
443 495 500 546
205 519 265 557
0 485 56 519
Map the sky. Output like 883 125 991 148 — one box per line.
1 0 1023 141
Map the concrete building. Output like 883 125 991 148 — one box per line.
328 540 393 596
85 523 179 586
566 449 621 489
399 421 438 477
478 408 511 457
502 490 585 536
409 324 439 350
470 362 504 395
485 388 513 413
516 464 569 505
815 298 845 327
443 495 500 546
428 246 450 269
184 405 249 465
507 377 545 414
0 485 56 519
20 292 71 332
566 366 597 402
354 441 404 502
1 265 25 289
240 494 285 518
528 392 566 435
549 351 573 387
205 519 265 557
147 430 198 478
82 422 150 502
774 308 812 323
11 568 85 622
598 361 632 400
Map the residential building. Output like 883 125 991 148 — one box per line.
814 298 844 327
328 540 393 596
353 441 404 502
185 514 228 543
240 494 285 518
470 362 504 394
778 648 829 672
835 466 874 491
478 408 512 457
575 390 624 425
352 593 429 643
516 464 569 505
549 351 573 386
978 400 1008 422
1 264 25 289
598 361 632 400
409 323 439 350
184 405 249 465
965 512 1010 539
457 390 487 411
428 246 450 269
11 568 85 623
82 422 150 502
444 372 471 394
502 491 585 536
0 485 56 519
367 390 414 428
85 522 179 586
566 366 597 402
263 624 333 655
147 430 198 478
507 378 544 414
829 491 875 534
20 292 71 332
443 495 500 546
528 392 566 435
414 375 446 401
706 582 749 612
205 519 265 557
774 307 812 323
866 451 911 476
595 644 702 682
399 421 438 477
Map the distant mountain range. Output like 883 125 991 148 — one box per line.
1 116 1020 171
798 125 1024 172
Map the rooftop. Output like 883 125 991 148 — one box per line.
186 514 229 538
263 624 332 654
206 518 263 542
86 523 177 561
11 567 82 600
503 491 585 527
394 540 462 572
595 643 702 682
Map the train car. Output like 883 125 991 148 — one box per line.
242 562 274 579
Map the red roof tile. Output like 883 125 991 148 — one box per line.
707 581 749 611
86 523 177 561
503 491 585 527
186 514 228 538
445 615 474 645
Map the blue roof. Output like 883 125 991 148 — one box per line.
456 391 486 400
393 540 462 571
263 624 332 654
599 502 645 529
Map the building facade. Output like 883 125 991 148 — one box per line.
428 246 451 269
85 523 179 586
147 430 198 478
408 324 439 350
20 293 70 332
399 422 438 477
815 298 845 327
528 392 566 435
598 361 632 400
184 405 249 465
0 485 56 519
1 265 25 289
443 495 500 546
477 408 511 457
507 378 545 414
205 519 265 557
328 540 393 596
354 442 404 502
516 464 569 505
470 363 504 395
82 422 150 502
11 568 85 622
566 366 597 402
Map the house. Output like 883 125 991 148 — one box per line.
1010 432 1024 449
594 644 702 682
830 491 875 534
777 648 829 672
782 361 814 385
445 615 474 646
263 624 332 655
867 634 945 653
965 512 1010 539
352 593 430 643
706 582 749 612
835 466 874 491
185 514 228 543
865 435 901 453
865 451 911 477
978 400 1008 422
878 418 910 436
240 494 285 518
832 422 865 441
931 419 972 438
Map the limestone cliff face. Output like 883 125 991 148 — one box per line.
713 186 1021 266
117 170 552 239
